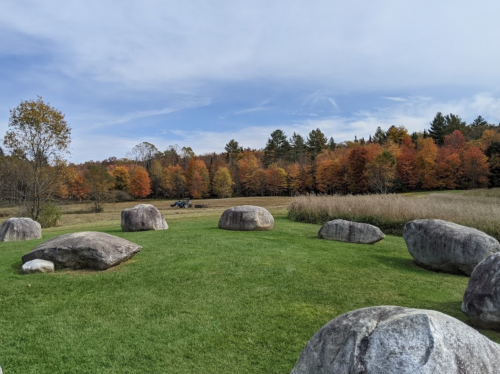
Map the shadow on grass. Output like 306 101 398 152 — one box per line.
10 260 23 275
432 300 464 316
370 255 433 274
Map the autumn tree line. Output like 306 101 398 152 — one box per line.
1 97 500 224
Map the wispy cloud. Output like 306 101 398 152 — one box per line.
234 106 269 115
166 93 500 156
383 96 407 102
86 98 211 129
328 98 339 109
4 1 500 92
3 2 500 163
234 99 272 115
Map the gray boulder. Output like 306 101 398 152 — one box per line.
403 219 499 275
318 219 384 244
0 217 42 242
121 204 168 232
462 252 500 330
22 231 142 270
22 259 55 274
291 306 500 374
218 205 274 231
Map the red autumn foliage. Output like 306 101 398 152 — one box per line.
396 137 419 191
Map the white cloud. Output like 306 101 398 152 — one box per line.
234 99 272 115
3 2 500 163
3 1 500 93
328 99 339 109
166 93 500 155
102 98 210 127
383 97 407 102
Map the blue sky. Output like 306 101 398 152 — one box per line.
1 1 500 163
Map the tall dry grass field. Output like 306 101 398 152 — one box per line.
288 189 500 239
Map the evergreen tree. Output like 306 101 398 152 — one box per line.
428 112 447 145
429 112 466 145
289 132 306 162
224 139 242 164
444 113 467 134
471 115 489 128
328 137 336 151
263 129 290 166
306 128 327 159
464 115 492 141
411 132 419 143
372 127 387 145
486 142 500 187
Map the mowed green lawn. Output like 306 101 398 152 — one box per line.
1 213 497 373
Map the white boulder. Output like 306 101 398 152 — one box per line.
22 259 55 274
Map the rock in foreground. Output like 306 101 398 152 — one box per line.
403 219 499 275
121 204 168 232
462 252 500 330
318 219 384 244
218 205 274 231
291 306 500 374
0 217 42 242
22 232 142 270
22 259 55 274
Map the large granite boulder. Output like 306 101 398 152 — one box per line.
218 205 274 231
22 259 55 274
0 217 42 242
318 219 384 244
121 204 168 232
291 306 500 374
462 252 500 330
403 219 499 275
21 232 142 270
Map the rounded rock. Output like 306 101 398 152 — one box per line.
318 219 384 244
218 205 274 231
121 204 168 232
291 306 500 374
403 219 499 275
462 252 500 330
22 259 55 274
22 231 142 270
0 217 42 242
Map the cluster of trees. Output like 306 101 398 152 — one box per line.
1 98 500 224
53 113 500 201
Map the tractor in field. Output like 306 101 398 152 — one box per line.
170 198 192 208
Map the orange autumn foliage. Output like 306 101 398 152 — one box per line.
417 137 439 189
460 146 490 188
130 168 151 198
265 163 287 196
186 158 209 198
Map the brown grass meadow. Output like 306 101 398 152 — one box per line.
0 196 292 231
288 189 500 239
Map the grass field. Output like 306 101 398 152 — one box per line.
0 197 499 373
